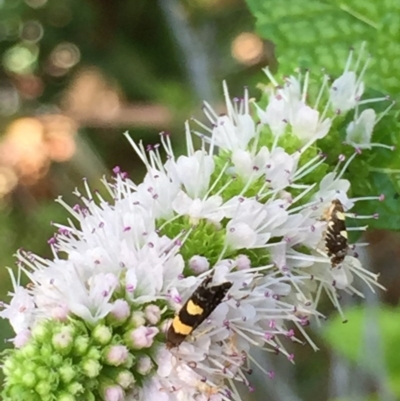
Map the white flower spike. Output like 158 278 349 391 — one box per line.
0 47 390 401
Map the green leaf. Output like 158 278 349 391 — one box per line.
353 172 400 231
323 306 400 395
246 0 400 96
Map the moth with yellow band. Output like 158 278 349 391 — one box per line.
166 275 233 348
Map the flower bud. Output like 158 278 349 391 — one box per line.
14 329 31 348
67 382 84 395
189 255 210 274
82 359 101 378
22 372 36 387
51 304 69 322
19 342 35 358
107 300 130 326
100 382 125 401
2 356 16 375
236 254 251 270
40 343 53 359
103 345 129 366
92 324 112 345
116 370 135 389
87 346 102 360
122 353 135 369
129 311 145 328
136 355 153 375
59 365 76 383
36 366 50 380
31 322 49 342
35 380 52 396
73 335 90 356
52 328 73 354
144 304 161 325
125 326 159 350
58 393 75 401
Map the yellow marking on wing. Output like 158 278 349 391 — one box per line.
172 317 193 335
340 230 348 239
186 300 204 315
336 211 345 221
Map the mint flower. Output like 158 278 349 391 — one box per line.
0 50 389 401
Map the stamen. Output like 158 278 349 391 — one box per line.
293 320 319 351
314 74 330 109
301 69 310 104
343 46 354 73
346 226 368 231
204 161 230 199
337 151 358 180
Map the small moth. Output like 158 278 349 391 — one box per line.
324 199 349 267
166 275 232 348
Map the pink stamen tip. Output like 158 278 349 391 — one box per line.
286 329 295 338
379 194 385 201
338 154 345 162
373 213 379 219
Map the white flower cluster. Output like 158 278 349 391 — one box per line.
0 48 390 401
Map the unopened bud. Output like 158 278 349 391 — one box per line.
14 329 31 348
101 383 125 401
52 328 73 354
58 393 75 401
129 311 145 328
189 255 210 274
144 305 161 325
59 365 76 383
116 370 135 389
108 300 130 326
236 254 251 270
136 355 153 375
73 335 90 356
92 325 112 345
104 345 129 366
82 359 101 378
125 326 159 350
51 304 69 321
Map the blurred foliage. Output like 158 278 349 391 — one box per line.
245 0 400 95
324 305 400 397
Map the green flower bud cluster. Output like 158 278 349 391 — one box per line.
2 302 168 401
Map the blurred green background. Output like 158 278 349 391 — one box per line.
0 0 399 400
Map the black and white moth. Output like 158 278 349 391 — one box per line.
324 199 349 267
166 275 232 348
